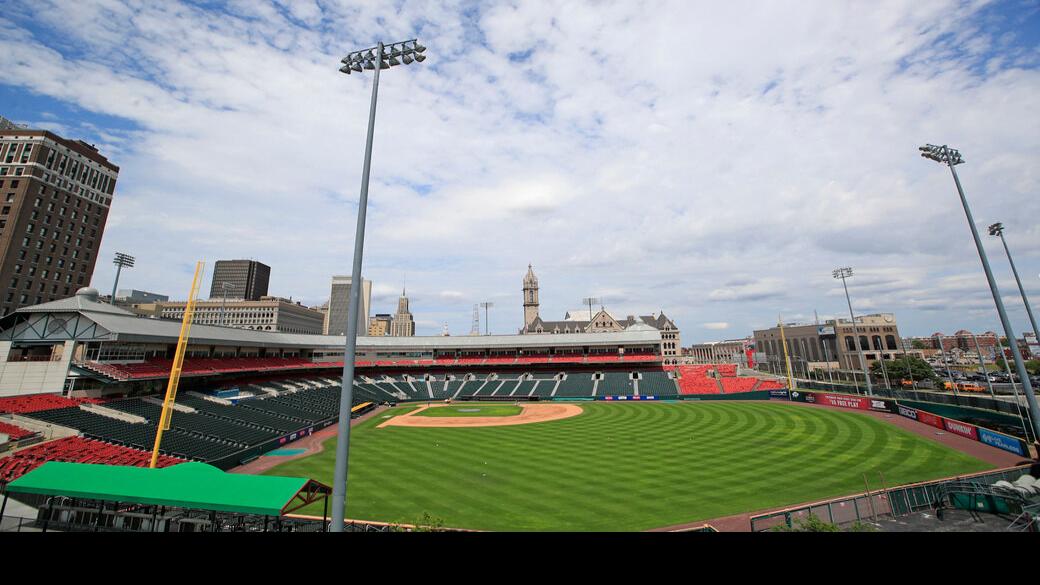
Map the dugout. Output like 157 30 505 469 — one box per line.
1 461 331 532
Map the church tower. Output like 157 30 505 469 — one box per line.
523 264 540 327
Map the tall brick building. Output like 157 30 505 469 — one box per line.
0 119 119 317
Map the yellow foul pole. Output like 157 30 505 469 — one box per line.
778 314 796 394
149 261 204 468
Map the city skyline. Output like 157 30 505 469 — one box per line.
1 2 1037 340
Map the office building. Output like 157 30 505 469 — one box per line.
208 259 270 301
0 119 119 317
323 275 371 336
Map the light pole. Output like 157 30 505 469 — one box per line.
329 38 426 533
971 332 995 398
111 252 135 304
480 302 494 335
873 335 891 391
582 297 600 322
989 222 1040 347
935 333 957 395
833 267 873 395
919 143 1040 441
219 282 235 326
900 339 920 399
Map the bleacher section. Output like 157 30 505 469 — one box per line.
0 393 95 414
598 372 634 396
77 351 664 383
0 420 36 440
555 374 595 397
78 356 318 381
637 371 677 396
676 366 720 395
105 399 281 447
719 378 758 393
0 436 183 485
15 379 346 465
25 407 245 461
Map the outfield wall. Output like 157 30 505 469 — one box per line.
781 390 1030 458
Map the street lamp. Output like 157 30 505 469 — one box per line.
329 38 426 533
919 143 1040 441
219 282 235 326
480 301 494 335
111 252 135 305
988 222 1040 348
832 267 873 395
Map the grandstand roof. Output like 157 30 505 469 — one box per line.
5 461 330 516
1 291 662 351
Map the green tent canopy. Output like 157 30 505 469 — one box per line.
5 461 330 517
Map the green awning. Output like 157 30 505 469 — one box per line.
5 461 330 517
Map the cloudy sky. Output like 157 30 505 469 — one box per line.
2 0 1038 342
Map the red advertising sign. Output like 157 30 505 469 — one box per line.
916 410 945 430
943 418 978 440
812 393 892 413
816 393 867 410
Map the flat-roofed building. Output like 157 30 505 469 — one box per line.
157 296 325 334
754 313 907 375
324 275 371 336
368 314 392 336
208 260 270 301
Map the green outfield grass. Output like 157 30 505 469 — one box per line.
263 401 991 531
414 404 523 417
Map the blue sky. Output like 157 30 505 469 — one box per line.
1 0 1038 342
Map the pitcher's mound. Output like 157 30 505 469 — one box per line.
378 403 583 428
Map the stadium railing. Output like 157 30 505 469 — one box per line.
749 464 1032 531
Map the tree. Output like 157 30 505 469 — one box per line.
772 514 876 532
872 356 937 383
911 339 927 350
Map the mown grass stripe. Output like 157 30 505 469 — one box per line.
265 402 991 531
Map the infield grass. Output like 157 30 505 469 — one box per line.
414 404 523 417
264 401 992 531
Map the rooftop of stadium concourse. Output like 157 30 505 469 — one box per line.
0 289 661 353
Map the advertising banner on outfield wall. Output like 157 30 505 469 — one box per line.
808 392 895 413
600 395 659 401
977 428 1027 457
893 403 1027 456
943 418 979 440
768 390 789 399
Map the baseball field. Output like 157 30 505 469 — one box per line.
262 401 993 531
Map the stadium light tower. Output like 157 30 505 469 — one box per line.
832 267 873 396
988 222 1040 348
919 144 1040 441
219 282 235 326
582 297 600 321
480 301 494 335
110 252 135 305
329 38 426 534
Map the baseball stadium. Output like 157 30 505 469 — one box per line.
0 287 1035 532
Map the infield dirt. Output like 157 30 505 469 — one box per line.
377 402 583 428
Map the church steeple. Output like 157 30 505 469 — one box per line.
523 263 539 328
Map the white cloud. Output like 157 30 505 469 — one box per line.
703 322 730 330
2 0 1037 339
